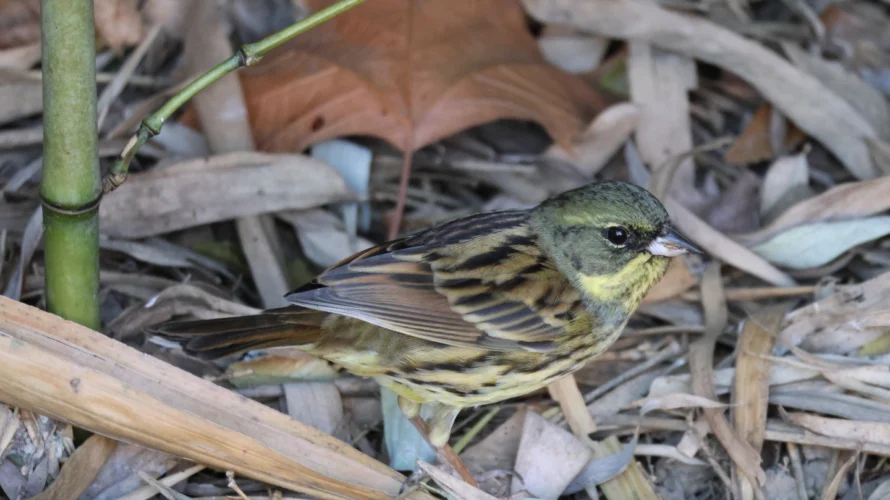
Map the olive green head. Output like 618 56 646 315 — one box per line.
529 181 699 283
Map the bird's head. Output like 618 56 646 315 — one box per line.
529 181 701 311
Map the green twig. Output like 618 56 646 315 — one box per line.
452 407 501 454
102 0 366 193
40 0 101 330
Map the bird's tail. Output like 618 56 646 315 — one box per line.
145 306 328 360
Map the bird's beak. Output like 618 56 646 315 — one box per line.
648 227 703 256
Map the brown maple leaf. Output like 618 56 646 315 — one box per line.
239 0 603 153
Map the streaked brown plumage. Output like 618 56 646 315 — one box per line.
148 181 699 449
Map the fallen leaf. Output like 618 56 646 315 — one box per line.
284 382 346 439
94 0 144 52
543 102 641 180
277 209 375 269
230 0 602 154
461 407 527 474
522 0 882 179
724 102 807 165
782 42 890 140
80 444 179 499
701 169 761 234
759 152 811 219
512 411 592 499
416 460 499 500
777 270 890 352
750 217 890 270
98 151 353 239
30 435 117 500
734 176 890 245
538 24 609 74
820 3 890 96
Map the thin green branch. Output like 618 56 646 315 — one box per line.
103 0 366 193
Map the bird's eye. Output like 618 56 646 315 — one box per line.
607 226 628 246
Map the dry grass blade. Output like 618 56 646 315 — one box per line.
0 296 428 500
731 303 791 500
29 434 117 500
522 0 881 179
819 451 857 500
690 263 767 490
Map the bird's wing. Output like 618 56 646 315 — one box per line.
285 210 587 352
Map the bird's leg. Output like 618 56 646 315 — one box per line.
427 405 460 448
407 406 477 488
398 395 422 418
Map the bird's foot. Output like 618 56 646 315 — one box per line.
408 415 478 488
397 468 426 498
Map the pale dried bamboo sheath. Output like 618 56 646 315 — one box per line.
0 296 430 500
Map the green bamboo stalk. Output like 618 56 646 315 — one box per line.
40 0 101 330
102 0 366 193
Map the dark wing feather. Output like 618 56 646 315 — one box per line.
285 210 587 352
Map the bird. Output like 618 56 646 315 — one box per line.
146 180 699 478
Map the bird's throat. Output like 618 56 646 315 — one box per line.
576 253 670 316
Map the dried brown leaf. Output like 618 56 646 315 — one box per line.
522 0 882 179
98 152 352 239
228 0 602 154
724 103 807 165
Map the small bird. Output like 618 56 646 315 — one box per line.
148 180 699 466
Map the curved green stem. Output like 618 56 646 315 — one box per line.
103 0 366 193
